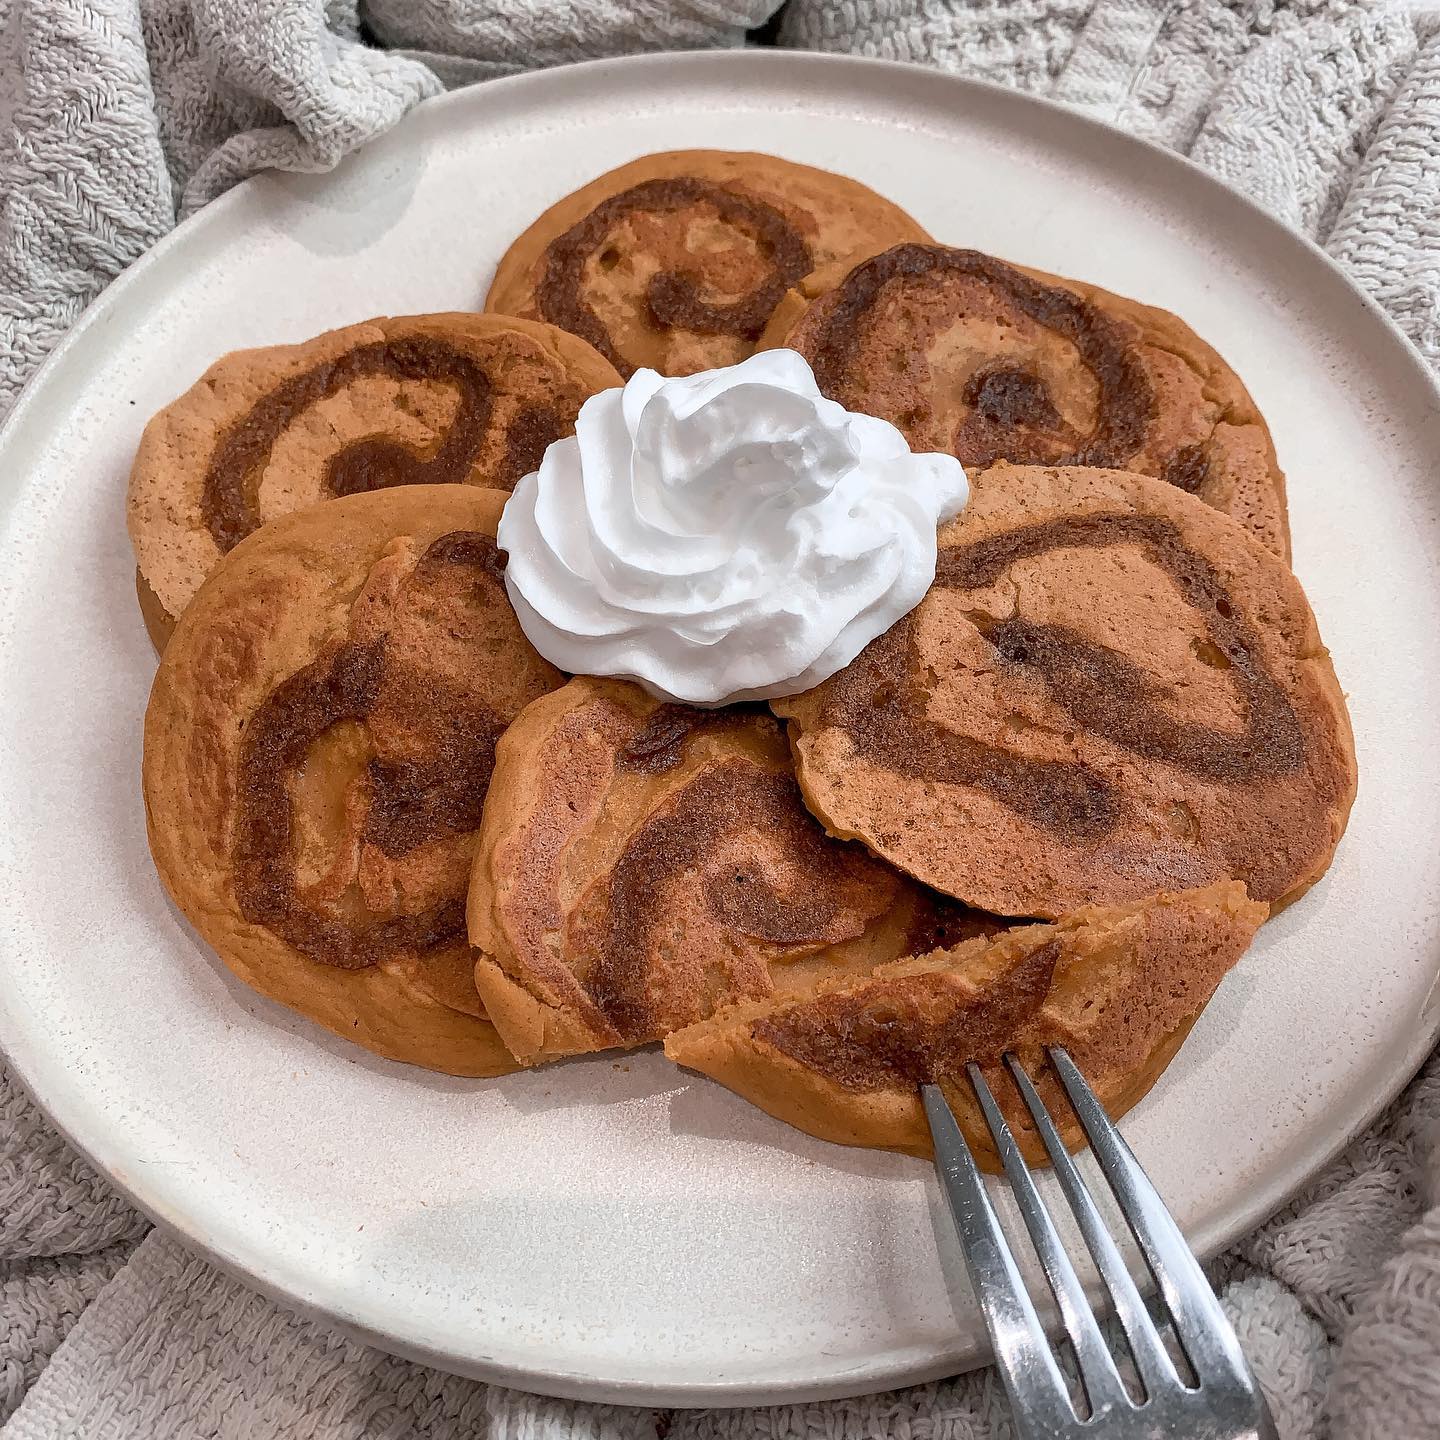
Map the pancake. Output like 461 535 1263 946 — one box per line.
762 243 1290 556
485 150 930 379
774 464 1356 919
128 312 620 641
142 485 564 1074
467 677 1004 1065
666 882 1268 1168
136 567 178 653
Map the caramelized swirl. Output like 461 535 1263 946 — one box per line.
754 942 1061 1089
233 532 508 969
478 685 907 1055
821 512 1306 841
616 701 763 774
535 178 813 378
799 244 1156 471
201 336 565 552
589 762 876 1040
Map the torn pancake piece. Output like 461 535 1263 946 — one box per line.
666 882 1266 1168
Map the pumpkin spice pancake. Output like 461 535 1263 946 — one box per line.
485 150 929 380
667 881 1267 1168
143 485 563 1075
762 243 1290 556
774 464 1356 920
467 677 1004 1066
128 311 619 647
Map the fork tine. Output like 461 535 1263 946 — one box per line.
1005 1052 1179 1399
922 1084 1073 1434
965 1062 1130 1417
1048 1047 1253 1386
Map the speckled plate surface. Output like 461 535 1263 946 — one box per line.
0 51 1437 1409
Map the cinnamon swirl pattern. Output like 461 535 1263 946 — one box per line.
763 244 1290 556
774 464 1356 919
142 486 563 1075
667 883 1267 1167
486 151 930 380
128 312 619 645
467 677 1001 1065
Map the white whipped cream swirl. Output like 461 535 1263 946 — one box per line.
497 349 969 706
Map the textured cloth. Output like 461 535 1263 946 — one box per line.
2 0 1440 1435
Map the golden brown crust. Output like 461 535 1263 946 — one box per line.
486 150 930 379
665 882 1267 1168
774 464 1356 918
135 568 176 654
761 244 1290 557
128 312 620 631
467 677 1003 1065
143 485 565 1075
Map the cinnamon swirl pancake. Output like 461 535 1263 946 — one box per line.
143 485 563 1074
763 244 1289 556
467 677 1002 1065
666 882 1267 1167
485 151 929 380
775 464 1356 919
128 312 619 645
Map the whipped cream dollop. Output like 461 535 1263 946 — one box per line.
497 349 968 706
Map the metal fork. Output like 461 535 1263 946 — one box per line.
924 1048 1278 1439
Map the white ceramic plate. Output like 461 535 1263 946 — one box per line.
1 51 1437 1409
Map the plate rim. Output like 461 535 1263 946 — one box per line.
0 46 1436 1408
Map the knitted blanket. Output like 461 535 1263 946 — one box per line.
2 2 1438 1435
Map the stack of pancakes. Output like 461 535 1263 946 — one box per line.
136 151 1356 1165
